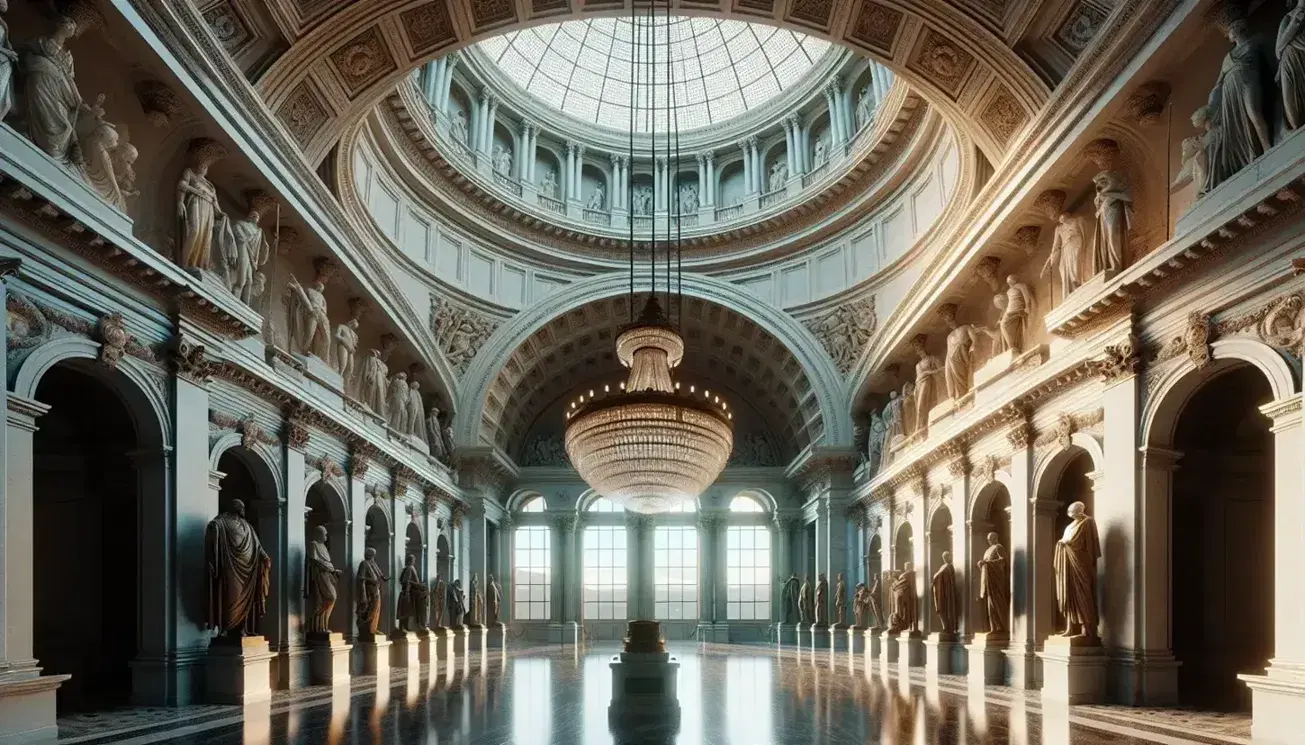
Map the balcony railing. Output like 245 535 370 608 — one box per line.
583 208 610 225
672 214 699 229
714 204 743 221
540 195 566 214
492 171 522 197
802 160 830 188
760 189 787 209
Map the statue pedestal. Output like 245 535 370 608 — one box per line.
884 632 901 663
295 353 346 409
307 632 351 687
966 632 1008 687
924 632 959 676
431 627 451 661
810 624 832 649
1039 636 1107 704
414 629 433 664
898 631 925 671
205 635 274 705
466 625 487 652
773 623 800 646
449 625 467 654
866 628 883 659
928 397 956 427
486 623 506 648
847 627 865 653
388 631 419 670
357 635 391 678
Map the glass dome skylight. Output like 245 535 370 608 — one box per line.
475 17 831 132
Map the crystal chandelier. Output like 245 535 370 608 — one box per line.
563 0 733 513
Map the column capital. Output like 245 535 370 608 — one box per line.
444 51 460 66
6 394 50 430
655 155 668 168
784 113 800 130
702 150 714 164
609 151 622 166
520 119 536 136
1259 396 1302 429
695 151 706 166
736 139 749 153
745 135 759 149
478 86 493 104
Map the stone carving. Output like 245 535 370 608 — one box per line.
305 525 341 635
727 433 774 467
0 0 15 122
938 305 988 400
814 573 829 626
134 79 184 128
1174 107 1213 197
1042 212 1090 299
177 138 227 271
522 434 568 466
813 138 827 167
864 411 885 474
492 144 512 176
781 573 800 624
1033 190 1067 220
833 573 847 626
216 192 274 305
334 318 359 383
888 565 918 633
429 575 446 627
538 168 557 199
802 296 876 374
446 578 466 627
769 161 788 192
881 389 905 449
992 275 1035 355
1185 311 1213 369
449 109 469 146
1056 1 1107 53
585 183 605 210
852 582 867 627
488 574 502 624
355 547 387 637
911 335 942 432
285 258 335 362
430 296 499 374
427 407 450 460
395 554 427 632
900 381 917 438
18 13 95 166
77 95 137 210
385 371 410 431
678 184 698 213
1123 81 1171 126
1092 333 1141 381
931 551 959 635
798 575 813 624
977 532 1009 633
1053 501 1101 640
1205 13 1272 191
632 185 654 215
1257 293 1305 355
96 312 128 370
359 350 389 415
204 499 272 637
406 380 426 441
867 574 884 629
856 85 876 131
1280 1 1305 130
469 573 484 626
981 84 1027 145
1092 170 1132 273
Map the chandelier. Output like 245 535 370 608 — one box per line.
563 0 734 513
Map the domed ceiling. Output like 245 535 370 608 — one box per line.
473 17 831 132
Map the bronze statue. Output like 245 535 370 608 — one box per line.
888 564 918 634
833 573 846 626
305 524 341 635
204 499 271 637
931 551 959 635
780 573 800 624
488 574 503 624
1053 501 1101 640
355 547 387 638
814 574 828 626
395 554 425 632
977 532 1010 633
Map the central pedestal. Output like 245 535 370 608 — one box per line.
609 621 681 740
925 632 959 676
1038 636 1106 704
206 635 274 705
306 632 352 687
966 632 1008 687
466 624 487 652
415 629 434 664
388 630 420 670
357 635 391 679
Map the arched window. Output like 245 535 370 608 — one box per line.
729 495 765 512
668 500 697 512
654 526 699 619
587 497 624 512
519 497 545 513
583 525 627 619
514 525 551 620
726 524 770 620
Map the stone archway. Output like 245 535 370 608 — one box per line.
1033 446 1097 644
306 481 349 633
926 503 953 633
365 504 394 631
216 447 283 648
968 481 1011 636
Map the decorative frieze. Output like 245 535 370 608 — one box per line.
429 295 500 375
801 295 877 375
1090 333 1141 382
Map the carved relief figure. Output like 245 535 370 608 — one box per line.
899 381 916 438
1042 212 1089 299
334 319 359 383
678 184 698 213
833 573 847 626
1092 171 1132 273
888 564 918 634
632 185 653 216
585 183 605 211
488 574 502 624
450 110 468 146
1174 107 1212 196
177 141 224 271
305 525 341 635
0 0 15 122
446 578 466 627
395 554 424 632
977 532 1009 634
813 139 827 168
19 14 90 165
769 161 788 192
359 350 389 415
993 275 1035 355
881 390 904 449
217 199 272 305
941 312 987 400
406 381 426 441
76 94 135 209
931 551 959 635
204 499 272 637
492 144 512 176
798 575 813 625
538 168 557 199
385 371 410 432
1053 501 1101 640
814 573 829 626
1206 18 1272 189
285 271 331 361
856 85 875 130
1280 0 1305 130
355 547 387 637
911 336 942 431
781 573 800 624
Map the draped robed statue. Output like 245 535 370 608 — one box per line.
205 499 271 638
1053 501 1101 640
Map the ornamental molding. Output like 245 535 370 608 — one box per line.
801 295 877 376
1033 409 1104 452
429 295 500 376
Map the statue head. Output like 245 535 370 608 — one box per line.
53 14 79 43
1226 18 1250 43
405 553 415 566
942 551 952 563
395 372 407 383
410 381 421 391
1067 500 1087 519
370 349 381 359
364 547 376 560
986 531 999 545
488 574 495 583
228 498 247 518
818 573 826 582
314 524 328 542
348 318 360 330
1057 212 1073 225
1006 274 1020 287
903 561 913 572
836 572 843 581
888 391 898 401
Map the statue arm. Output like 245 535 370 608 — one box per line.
1278 13 1305 59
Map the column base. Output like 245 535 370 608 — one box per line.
486 624 507 648
1004 643 1039 689
414 630 433 664
1110 649 1180 705
0 671 66 745
431 628 451 661
307 633 352 687
389 631 420 669
773 623 801 646
357 635 392 679
273 645 310 690
129 650 206 706
449 625 467 654
884 633 901 663
966 632 1008 687
1243 668 1305 745
925 632 959 676
1038 636 1107 704
205 635 274 705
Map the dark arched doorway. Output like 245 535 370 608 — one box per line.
306 481 348 632
33 365 139 712
216 448 280 644
894 522 913 571
1047 449 1095 639
365 505 392 631
1171 365 1273 710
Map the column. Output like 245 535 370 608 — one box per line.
487 95 500 154
824 81 843 147
946 460 971 637
564 515 581 623
518 122 533 182
346 467 367 638
424 59 443 103
698 514 715 626
654 157 666 211
573 145 585 201
475 89 490 153
839 83 854 143
284 444 307 654
737 140 752 194
1004 422 1037 688
783 118 796 178
528 125 538 183
704 152 715 206
617 156 628 210
609 153 620 211
563 142 575 200
439 54 460 113
694 153 706 211
772 516 793 621
752 138 764 191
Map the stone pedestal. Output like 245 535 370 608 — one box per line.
205 635 274 705
884 633 901 663
1242 672 1305 745
774 623 800 646
608 621 681 739
847 627 865 653
487 624 506 648
810 624 832 649
1039 637 1106 704
866 629 883 659
0 671 66 745
415 630 433 664
466 625 487 652
898 631 925 671
357 636 391 678
431 628 451 661
389 631 419 670
925 632 959 676
307 633 352 687
1005 643 1038 689
449 626 467 654
966 632 1008 687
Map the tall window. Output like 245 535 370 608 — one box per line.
654 526 699 619
587 497 624 512
726 525 771 620
583 526 627 619
514 526 551 620
729 495 764 512
520 497 545 513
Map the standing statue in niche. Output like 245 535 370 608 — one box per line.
881 390 904 450
285 262 333 362
176 140 225 271
769 161 788 192
833 573 847 626
305 524 341 636
899 381 917 438
385 371 410 432
678 184 699 213
334 319 359 384
492 144 512 176
1205 18 1272 189
852 582 869 627
993 275 1035 355
1280 0 1305 130
427 407 448 460
888 564 918 634
931 551 959 636
1092 171 1132 274
1053 501 1101 640
0 0 16 122
585 183 605 210
358 350 389 416
866 411 886 474
1174 107 1213 197
406 380 426 442
19 14 92 166
76 94 136 210
813 139 827 168
856 85 875 130
446 578 466 628
204 499 272 637
867 574 884 629
430 574 446 628
450 110 468 146
1042 212 1089 300
911 336 942 431
217 197 272 305
632 186 653 216
781 573 800 624
468 573 485 626
395 553 424 632
538 168 557 199
798 575 813 625
488 574 502 624
977 532 1010 634
941 310 988 400
355 547 387 637
814 574 828 626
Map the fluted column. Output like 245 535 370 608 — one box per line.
737 139 752 194
618 156 629 209
572 144 586 201
608 153 620 210
564 141 576 200
439 53 459 112
475 88 490 153
783 116 798 177
654 157 667 211
703 151 715 206
823 81 843 148
518 121 534 181
424 59 443 103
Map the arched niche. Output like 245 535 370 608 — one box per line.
305 481 349 633
894 520 914 571
866 532 883 591
436 533 453 585
405 520 425 579
927 503 953 603
216 446 283 644
364 504 393 630
968 480 1012 634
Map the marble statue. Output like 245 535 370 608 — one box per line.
833 573 847 626
355 547 387 637
492 144 512 176
450 110 468 146
679 184 698 213
469 573 484 626
900 382 917 438
19 14 90 166
204 499 271 637
1281 1 1305 130
977 532 1009 634
0 0 15 122
798 575 813 625
427 407 447 460
781 573 800 624
813 139 827 168
76 94 135 210
867 575 884 629
1092 170 1132 273
488 574 502 625
1042 212 1089 300
881 391 904 450
993 275 1035 355
912 337 942 431
1206 19 1272 189
1053 501 1101 640
814 573 828 626
305 525 341 635
446 578 466 627
385 372 410 432
430 574 446 627
852 582 869 628
866 411 885 474
177 145 223 271
334 319 359 383
889 564 918 634
931 552 959 635
217 204 272 305
585 183 605 210
444 424 455 461
405 381 425 441
395 554 423 632
359 350 388 415
769 161 788 192
942 316 986 400
632 185 653 216
285 272 331 361
1174 107 1212 196
538 168 557 199
856 85 875 130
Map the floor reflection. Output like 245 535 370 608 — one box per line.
80 643 1231 745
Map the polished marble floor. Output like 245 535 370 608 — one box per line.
56 642 1251 745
